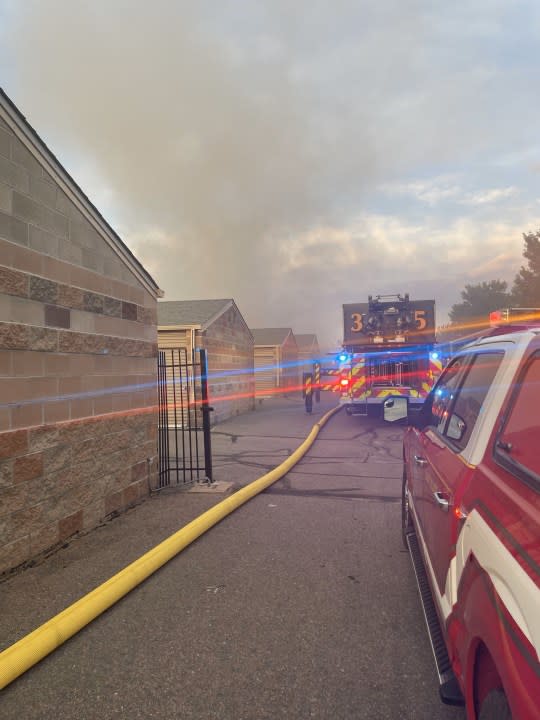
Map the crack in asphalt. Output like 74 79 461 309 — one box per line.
213 448 294 473
296 454 401 464
212 420 403 484
212 431 320 442
287 469 401 479
262 487 400 503
213 446 402 472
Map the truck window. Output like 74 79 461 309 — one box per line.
428 358 465 434
496 352 540 481
445 352 503 450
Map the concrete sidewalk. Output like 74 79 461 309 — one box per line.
0 395 337 660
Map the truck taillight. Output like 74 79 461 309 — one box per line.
340 377 350 387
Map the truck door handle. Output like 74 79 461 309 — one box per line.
433 491 450 512
414 455 427 467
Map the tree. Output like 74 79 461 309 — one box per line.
511 230 540 307
449 280 511 326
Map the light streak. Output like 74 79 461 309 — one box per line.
0 377 313 414
8 313 531 417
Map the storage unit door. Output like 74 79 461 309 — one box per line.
158 330 192 426
255 348 278 395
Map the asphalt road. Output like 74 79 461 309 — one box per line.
1 396 466 720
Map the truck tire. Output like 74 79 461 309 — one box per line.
478 689 511 720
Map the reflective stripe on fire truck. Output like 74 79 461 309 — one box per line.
410 494 540 659
351 376 366 393
350 360 366 398
422 355 442 395
369 388 420 398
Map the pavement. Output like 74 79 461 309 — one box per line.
0 393 465 720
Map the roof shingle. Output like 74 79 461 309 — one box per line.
158 299 233 327
250 328 293 346
295 333 319 350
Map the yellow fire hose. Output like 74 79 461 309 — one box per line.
0 404 341 690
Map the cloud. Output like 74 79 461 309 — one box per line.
277 227 360 270
462 187 518 205
382 179 519 208
2 0 540 347
273 212 533 341
382 177 463 205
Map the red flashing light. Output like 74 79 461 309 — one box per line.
340 377 350 387
489 310 503 326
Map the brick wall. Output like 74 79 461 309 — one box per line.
0 109 159 575
199 306 254 424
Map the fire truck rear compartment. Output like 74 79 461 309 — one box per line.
368 356 424 389
344 355 427 417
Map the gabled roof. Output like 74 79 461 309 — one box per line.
295 333 319 350
250 327 295 347
158 299 252 335
0 88 162 297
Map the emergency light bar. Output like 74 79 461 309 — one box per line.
489 310 508 326
490 308 540 327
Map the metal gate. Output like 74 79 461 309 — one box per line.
157 346 213 487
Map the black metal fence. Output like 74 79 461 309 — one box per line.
157 347 213 488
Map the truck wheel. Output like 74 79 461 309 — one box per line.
401 466 413 549
345 406 353 416
478 689 511 720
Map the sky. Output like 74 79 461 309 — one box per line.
1 0 539 348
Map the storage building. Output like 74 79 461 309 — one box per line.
295 333 321 373
158 299 254 425
251 328 299 397
0 90 162 574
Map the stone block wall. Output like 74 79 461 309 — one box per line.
0 108 159 575
199 306 254 424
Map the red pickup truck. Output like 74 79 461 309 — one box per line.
389 324 540 719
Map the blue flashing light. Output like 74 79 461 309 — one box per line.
338 352 350 363
430 351 440 361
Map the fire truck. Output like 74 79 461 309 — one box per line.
339 294 443 418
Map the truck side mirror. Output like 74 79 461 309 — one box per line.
383 396 408 423
406 394 433 430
